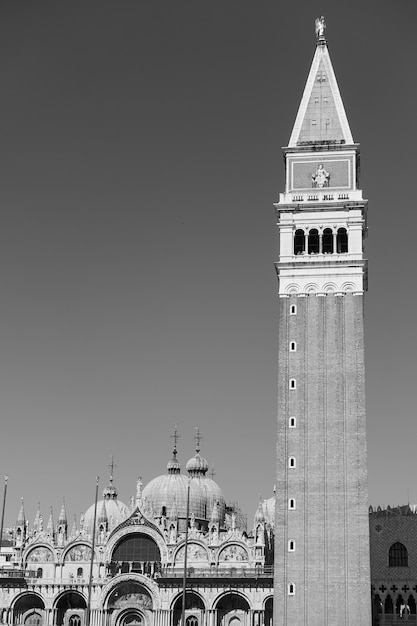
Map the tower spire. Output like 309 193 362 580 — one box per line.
289 17 353 148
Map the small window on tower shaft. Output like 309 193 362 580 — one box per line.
288 540 296 552
290 304 297 315
290 341 297 352
289 379 296 390
288 498 296 510
288 583 295 595
289 417 296 428
289 457 296 469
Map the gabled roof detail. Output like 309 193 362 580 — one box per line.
288 41 354 147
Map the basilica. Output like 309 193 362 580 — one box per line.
0 440 274 626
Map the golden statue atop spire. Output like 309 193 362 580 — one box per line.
315 16 326 41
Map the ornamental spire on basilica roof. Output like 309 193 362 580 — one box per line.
16 498 25 526
33 502 43 532
288 16 354 148
58 499 67 526
46 507 54 535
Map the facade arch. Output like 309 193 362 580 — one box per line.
217 544 249 563
323 282 337 294
10 594 46 626
62 543 94 563
211 590 251 612
100 573 161 611
304 283 319 294
105 525 168 564
212 592 251 626
24 545 55 565
53 590 87 626
170 591 206 612
174 542 209 564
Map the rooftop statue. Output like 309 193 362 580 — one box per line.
315 16 326 39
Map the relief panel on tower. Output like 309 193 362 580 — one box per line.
289 155 353 191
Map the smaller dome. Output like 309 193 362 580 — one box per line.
186 452 209 476
167 451 181 474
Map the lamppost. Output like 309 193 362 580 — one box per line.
181 478 191 626
86 476 99 626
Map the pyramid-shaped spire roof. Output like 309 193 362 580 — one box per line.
288 32 353 147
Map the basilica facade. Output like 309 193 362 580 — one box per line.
0 444 274 626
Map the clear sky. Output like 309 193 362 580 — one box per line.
1 1 417 529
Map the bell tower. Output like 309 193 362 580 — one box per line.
274 18 371 625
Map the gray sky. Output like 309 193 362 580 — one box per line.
1 1 416 528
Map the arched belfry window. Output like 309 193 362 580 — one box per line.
308 229 319 254
294 230 305 255
337 228 348 253
322 228 333 254
389 542 408 567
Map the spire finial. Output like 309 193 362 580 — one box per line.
194 427 202 453
108 455 117 484
315 16 326 43
170 424 181 455
209 464 216 479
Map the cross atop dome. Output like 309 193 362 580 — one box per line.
194 427 202 453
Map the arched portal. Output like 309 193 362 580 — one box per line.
54 591 86 626
13 594 45 625
116 609 144 626
172 592 204 626
215 593 250 626
264 598 273 626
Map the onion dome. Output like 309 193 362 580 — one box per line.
142 446 206 524
83 474 129 536
186 452 209 476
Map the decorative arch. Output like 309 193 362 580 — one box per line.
174 542 209 564
24 545 54 565
285 283 300 295
323 282 337 294
304 283 319 294
114 608 146 626
100 573 161 611
63 543 94 563
217 544 249 563
340 282 357 293
105 525 168 564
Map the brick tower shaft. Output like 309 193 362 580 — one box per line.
273 19 372 626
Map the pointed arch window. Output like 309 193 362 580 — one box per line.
322 228 333 254
389 542 408 567
308 229 319 254
337 228 348 253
